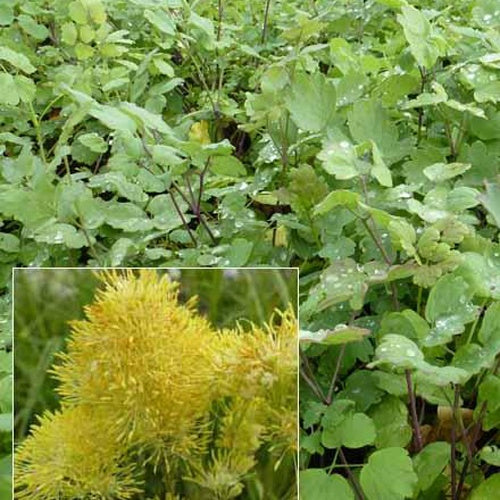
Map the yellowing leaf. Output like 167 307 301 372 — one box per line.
189 120 211 145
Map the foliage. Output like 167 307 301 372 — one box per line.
14 270 297 499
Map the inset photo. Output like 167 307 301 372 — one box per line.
13 268 298 500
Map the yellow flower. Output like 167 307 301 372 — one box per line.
14 405 140 499
51 270 217 459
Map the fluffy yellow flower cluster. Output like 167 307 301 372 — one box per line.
15 270 297 499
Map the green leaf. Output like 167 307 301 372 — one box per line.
478 301 500 346
348 99 400 162
299 470 354 500
314 190 360 216
285 72 336 132
370 334 424 370
89 104 137 133
339 371 383 411
119 102 172 134
456 252 500 299
68 0 88 24
33 223 88 249
477 375 500 431
0 73 19 106
0 46 36 74
106 238 134 266
371 141 392 187
75 42 95 60
61 22 78 45
360 447 417 500
88 172 147 203
148 195 185 232
470 473 500 500
369 396 412 449
369 334 469 385
413 442 450 492
479 446 500 466
312 259 368 311
210 156 246 177
424 275 478 346
18 14 49 40
0 5 14 26
318 140 361 180
0 233 20 253
225 238 253 266
78 132 107 153
151 145 185 167
300 325 370 345
452 344 491 375
104 202 153 232
423 162 471 182
378 309 430 344
321 400 376 449
474 81 500 104
479 181 500 228
397 6 439 69
0 413 11 432
15 75 36 103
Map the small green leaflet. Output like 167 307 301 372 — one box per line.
369 334 469 385
285 72 336 132
300 324 370 345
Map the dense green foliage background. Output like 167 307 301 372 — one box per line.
0 0 499 497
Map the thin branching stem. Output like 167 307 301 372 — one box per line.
339 448 365 500
300 349 327 403
169 190 197 246
406 369 423 452
261 0 272 44
416 65 427 145
451 384 460 500
326 344 346 405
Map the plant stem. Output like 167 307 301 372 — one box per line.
406 369 423 452
326 344 346 405
450 384 460 500
169 190 197 246
172 182 217 244
416 65 427 145
466 298 488 345
300 349 327 403
197 158 211 218
339 448 365 500
261 0 272 44
28 102 47 165
327 448 340 474
416 286 423 316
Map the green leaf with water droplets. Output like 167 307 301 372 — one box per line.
300 324 370 345
423 274 478 346
285 72 336 132
369 334 469 385
33 223 88 248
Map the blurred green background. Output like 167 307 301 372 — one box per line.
14 267 297 443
